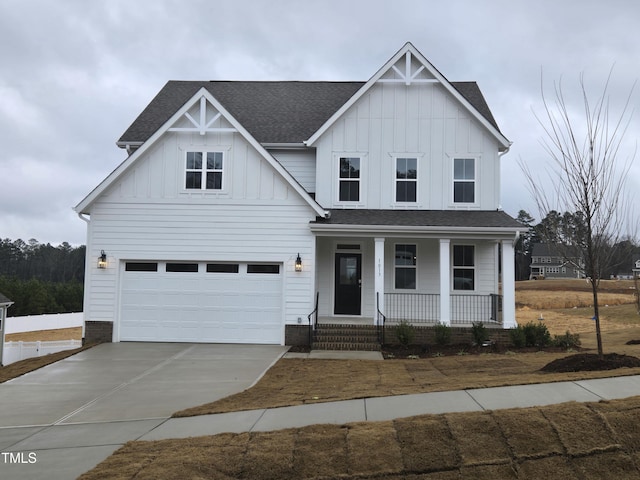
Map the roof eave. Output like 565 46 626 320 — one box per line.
262 143 310 149
310 223 524 237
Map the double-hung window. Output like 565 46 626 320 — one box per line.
453 158 475 203
394 244 417 289
395 157 417 203
339 157 360 202
185 151 223 190
453 245 474 290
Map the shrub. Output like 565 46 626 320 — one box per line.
522 322 551 347
553 331 581 349
434 323 452 346
509 322 552 348
471 321 489 345
395 320 415 348
509 326 527 348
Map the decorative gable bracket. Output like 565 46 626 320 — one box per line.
168 96 237 136
377 51 439 86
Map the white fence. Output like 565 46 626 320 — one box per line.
2 339 83 366
2 312 84 366
4 312 83 334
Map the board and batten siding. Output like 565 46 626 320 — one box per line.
83 130 319 337
313 82 502 210
270 149 316 193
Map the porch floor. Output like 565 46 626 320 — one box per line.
318 316 503 328
318 316 375 326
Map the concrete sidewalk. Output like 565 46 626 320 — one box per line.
139 374 640 441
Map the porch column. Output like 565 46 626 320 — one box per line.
374 237 385 325
439 239 451 326
501 239 517 328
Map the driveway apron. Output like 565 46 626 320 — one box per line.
0 342 287 480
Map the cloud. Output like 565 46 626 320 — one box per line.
0 0 638 244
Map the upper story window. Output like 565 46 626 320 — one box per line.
395 244 417 289
453 245 474 291
395 158 417 203
339 157 360 202
185 151 223 190
453 158 475 203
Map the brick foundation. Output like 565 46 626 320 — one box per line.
285 323 514 348
285 324 312 346
84 321 113 344
383 325 512 347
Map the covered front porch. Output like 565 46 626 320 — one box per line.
309 210 521 330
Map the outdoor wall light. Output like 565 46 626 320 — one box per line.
295 253 303 272
98 250 108 269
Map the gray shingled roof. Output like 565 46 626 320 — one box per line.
0 292 12 305
313 209 523 229
118 80 501 146
531 243 580 258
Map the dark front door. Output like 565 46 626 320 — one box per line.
334 253 361 315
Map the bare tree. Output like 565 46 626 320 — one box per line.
521 70 637 357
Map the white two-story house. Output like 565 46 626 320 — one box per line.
75 42 524 345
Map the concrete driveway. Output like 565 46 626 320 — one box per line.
0 342 287 480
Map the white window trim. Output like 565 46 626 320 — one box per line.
391 154 422 207
452 244 475 292
335 153 366 205
394 243 418 290
179 146 231 194
450 156 480 207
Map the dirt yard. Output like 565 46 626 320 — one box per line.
175 279 640 417
4 326 82 342
80 396 640 480
21 278 640 479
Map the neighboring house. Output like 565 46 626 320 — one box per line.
0 292 14 364
633 259 640 278
529 243 583 279
75 42 524 345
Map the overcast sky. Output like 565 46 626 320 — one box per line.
1 0 638 246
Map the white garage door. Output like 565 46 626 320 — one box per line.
119 261 283 344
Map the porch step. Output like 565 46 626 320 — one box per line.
312 342 381 351
313 324 381 351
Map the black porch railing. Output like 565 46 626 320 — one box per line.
384 293 502 325
307 292 319 345
451 294 502 324
376 292 386 344
384 293 440 323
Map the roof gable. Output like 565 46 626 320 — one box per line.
0 292 13 305
76 88 327 216
118 81 364 146
305 42 510 150
116 44 506 148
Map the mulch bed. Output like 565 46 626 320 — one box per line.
381 343 571 359
541 353 640 373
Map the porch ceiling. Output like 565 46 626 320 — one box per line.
310 209 524 238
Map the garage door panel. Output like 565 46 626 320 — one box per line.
120 262 283 344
